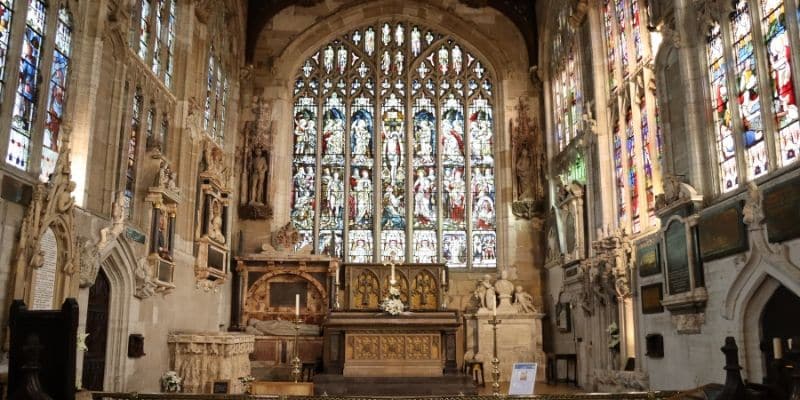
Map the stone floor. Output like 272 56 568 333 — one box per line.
477 382 585 395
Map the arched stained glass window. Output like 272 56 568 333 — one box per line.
703 0 800 194
204 48 228 145
291 22 496 269
603 0 662 233
125 88 144 219
551 5 581 153
130 0 177 88
5 1 74 181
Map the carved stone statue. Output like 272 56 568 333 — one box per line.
154 160 170 188
494 270 515 310
248 147 268 205
473 274 493 310
98 192 125 250
513 286 537 314
78 236 101 288
135 257 157 299
208 199 225 244
742 182 764 226
511 99 543 201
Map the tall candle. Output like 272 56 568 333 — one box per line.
442 270 446 283
335 268 339 285
391 264 395 282
295 294 300 317
774 338 784 359
493 299 497 316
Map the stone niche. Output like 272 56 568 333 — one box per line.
194 141 232 290
143 155 182 293
167 332 254 393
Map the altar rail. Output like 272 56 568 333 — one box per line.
90 392 680 400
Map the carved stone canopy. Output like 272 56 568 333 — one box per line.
655 174 703 216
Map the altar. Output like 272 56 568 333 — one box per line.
316 262 476 395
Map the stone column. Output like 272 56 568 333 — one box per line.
673 0 710 194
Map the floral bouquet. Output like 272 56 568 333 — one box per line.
161 370 183 393
380 286 405 316
238 375 256 394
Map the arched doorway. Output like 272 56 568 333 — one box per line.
761 285 800 381
82 269 111 390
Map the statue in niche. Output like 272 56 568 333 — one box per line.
511 98 545 202
156 208 171 260
155 160 170 188
513 286 537 314
208 199 225 244
515 146 533 199
248 146 268 205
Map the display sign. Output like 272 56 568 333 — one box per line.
508 362 537 395
31 228 58 310
637 242 661 277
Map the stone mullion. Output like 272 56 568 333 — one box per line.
404 64 413 264
719 12 750 189
464 71 473 270
342 78 352 262
129 0 142 54
747 0 781 174
629 75 648 234
373 71 382 263
434 75 443 266
312 72 323 255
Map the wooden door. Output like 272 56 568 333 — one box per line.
81 269 110 391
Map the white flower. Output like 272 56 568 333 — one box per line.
389 287 400 297
77 332 89 352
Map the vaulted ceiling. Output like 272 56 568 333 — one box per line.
245 0 538 66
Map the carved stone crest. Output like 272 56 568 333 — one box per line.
271 222 300 252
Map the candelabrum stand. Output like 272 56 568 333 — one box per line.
488 315 502 396
291 318 302 382
333 281 341 310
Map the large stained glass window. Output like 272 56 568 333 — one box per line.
5 1 74 180
702 0 800 194
125 88 144 219
291 22 496 269
551 5 582 152
603 0 662 232
130 0 177 88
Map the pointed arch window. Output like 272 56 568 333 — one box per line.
603 0 663 233
703 0 800 194
290 22 497 269
204 48 228 145
130 0 177 88
551 4 582 153
125 88 144 219
3 1 74 182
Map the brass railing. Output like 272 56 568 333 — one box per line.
91 392 680 400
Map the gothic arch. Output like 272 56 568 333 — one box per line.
740 276 782 383
91 237 137 391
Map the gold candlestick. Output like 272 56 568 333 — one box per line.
333 281 341 310
291 317 303 382
488 315 502 396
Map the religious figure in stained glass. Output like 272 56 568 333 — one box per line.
291 22 496 268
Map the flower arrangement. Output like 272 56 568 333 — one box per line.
161 371 183 393
380 286 405 316
238 375 256 394
607 322 620 351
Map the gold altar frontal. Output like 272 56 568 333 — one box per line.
322 311 461 378
344 332 442 377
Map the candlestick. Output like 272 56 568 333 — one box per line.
775 338 784 360
295 294 300 317
493 299 497 316
335 268 339 285
489 315 502 396
291 317 303 382
391 263 395 282
441 269 446 285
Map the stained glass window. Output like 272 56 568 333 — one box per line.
703 0 800 193
732 0 768 180
130 0 176 87
603 0 662 230
204 49 228 145
125 89 144 219
290 22 496 269
761 0 799 167
40 6 70 181
0 0 15 101
551 3 582 152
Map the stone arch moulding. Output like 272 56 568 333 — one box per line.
741 276 782 383
267 0 526 83
77 236 137 392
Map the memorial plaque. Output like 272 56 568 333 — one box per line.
565 212 576 253
212 380 230 394
637 243 661 277
641 283 664 314
565 265 578 278
31 228 58 310
698 203 748 262
126 227 146 244
664 221 690 295
764 178 800 243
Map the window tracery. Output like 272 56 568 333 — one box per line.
130 0 177 88
290 22 496 269
704 0 800 194
603 0 663 233
4 1 73 182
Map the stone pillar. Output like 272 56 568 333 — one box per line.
168 332 255 393
673 0 709 194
